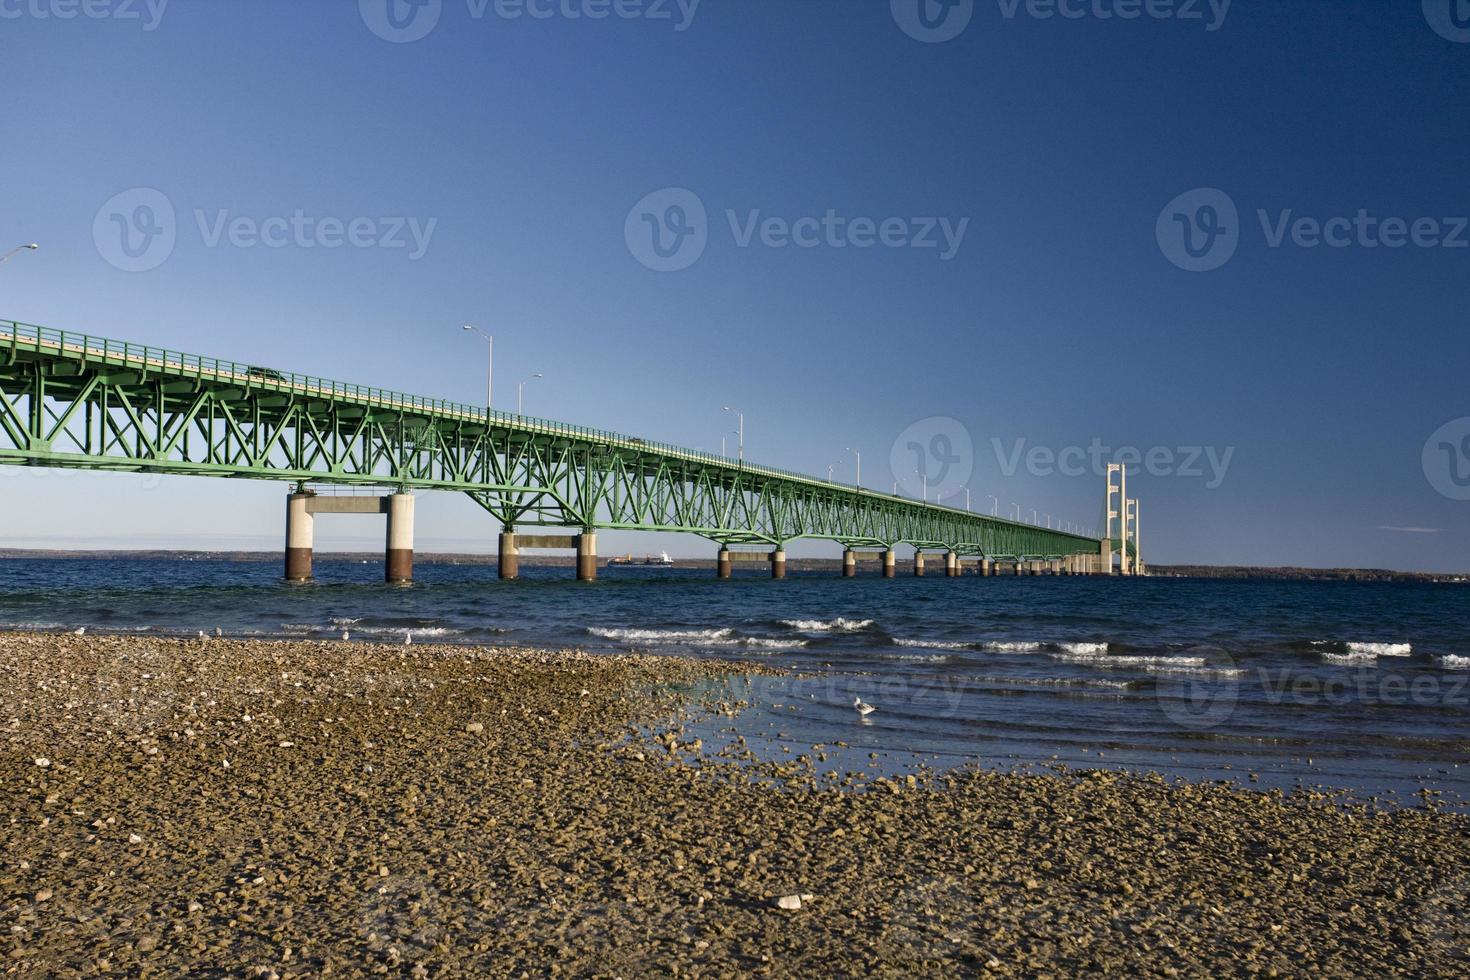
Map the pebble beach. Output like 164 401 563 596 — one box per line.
3 632 1469 977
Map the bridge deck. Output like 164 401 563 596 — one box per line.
0 319 1102 559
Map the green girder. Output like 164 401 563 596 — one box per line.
0 320 1100 560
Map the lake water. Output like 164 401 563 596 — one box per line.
3 557 1468 805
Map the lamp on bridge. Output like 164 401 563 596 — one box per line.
462 324 493 412
723 406 744 462
517 373 543 415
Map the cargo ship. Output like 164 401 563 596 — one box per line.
607 551 675 567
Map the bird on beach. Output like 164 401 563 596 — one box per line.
404 631 412 646
341 631 350 641
72 627 86 636
215 627 222 637
853 696 876 719
198 631 207 640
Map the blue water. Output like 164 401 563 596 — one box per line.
3 558 1469 804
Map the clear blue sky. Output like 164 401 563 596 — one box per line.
2 1 1468 570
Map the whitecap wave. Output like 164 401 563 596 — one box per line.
981 641 1044 653
1322 651 1378 666
1439 655 1470 670
1057 642 1109 656
1147 665 1246 678
588 627 734 643
741 637 808 649
1056 652 1207 669
893 638 972 650
781 618 873 633
894 653 949 662
1346 642 1411 657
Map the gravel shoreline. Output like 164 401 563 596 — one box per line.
3 632 1468 976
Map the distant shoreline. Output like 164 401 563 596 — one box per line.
0 549 1463 583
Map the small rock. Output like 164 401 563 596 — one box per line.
33 758 50 768
776 894 804 910
465 722 484 734
34 889 52 903
128 834 143 845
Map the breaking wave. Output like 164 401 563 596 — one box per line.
587 627 734 643
781 618 874 633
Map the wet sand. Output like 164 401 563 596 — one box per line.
2 632 1468 976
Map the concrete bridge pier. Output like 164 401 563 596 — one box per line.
946 552 959 577
385 493 414 584
882 549 897 578
576 532 597 582
981 558 992 577
771 549 787 580
498 530 519 580
717 548 732 579
285 492 314 582
842 549 856 577
913 552 925 577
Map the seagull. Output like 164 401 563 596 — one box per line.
341 631 350 642
215 627 222 637
853 696 876 718
198 631 207 640
404 631 412 646
72 627 86 636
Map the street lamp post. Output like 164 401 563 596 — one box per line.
517 373 543 415
1011 503 1021 520
987 494 998 517
723 407 744 463
0 243 38 266
461 324 492 412
845 447 861 489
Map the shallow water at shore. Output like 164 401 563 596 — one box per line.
2 556 1468 804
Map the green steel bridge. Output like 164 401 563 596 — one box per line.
0 319 1113 580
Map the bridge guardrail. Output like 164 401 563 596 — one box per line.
0 318 1095 541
